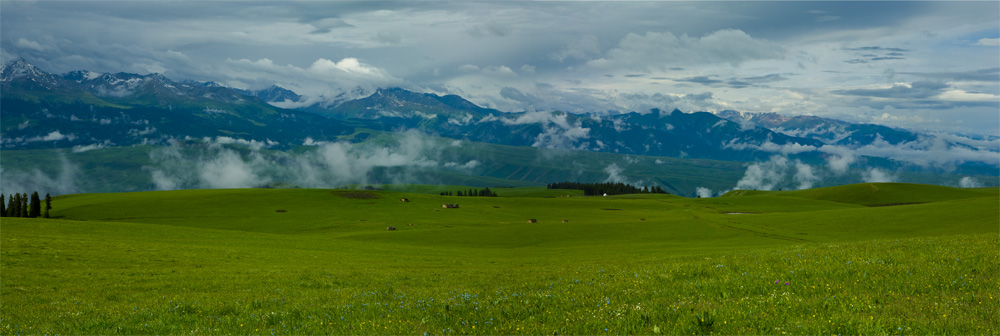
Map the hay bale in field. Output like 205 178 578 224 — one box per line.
527 219 537 223
400 198 409 202
386 226 396 231
561 219 568 223
442 204 459 208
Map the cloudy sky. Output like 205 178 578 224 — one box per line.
3 1 998 135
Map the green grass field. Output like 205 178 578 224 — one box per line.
1 183 997 335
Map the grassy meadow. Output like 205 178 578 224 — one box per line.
1 183 997 335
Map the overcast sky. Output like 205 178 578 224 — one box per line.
3 1 998 135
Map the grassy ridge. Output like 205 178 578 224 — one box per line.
1 183 998 334
723 182 998 206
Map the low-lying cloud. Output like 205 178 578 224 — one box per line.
861 168 895 183
0 154 80 196
503 112 591 150
145 131 462 190
725 131 1000 172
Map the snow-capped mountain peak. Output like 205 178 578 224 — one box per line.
0 58 61 87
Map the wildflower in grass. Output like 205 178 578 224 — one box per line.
774 279 779 284
784 282 789 285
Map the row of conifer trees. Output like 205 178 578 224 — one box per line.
1 192 52 218
439 187 499 197
547 181 669 196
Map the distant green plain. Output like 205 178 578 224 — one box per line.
1 183 997 335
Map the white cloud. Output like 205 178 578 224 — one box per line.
198 150 267 189
444 160 480 170
793 161 819 190
482 65 517 76
724 139 819 156
861 168 895 183
146 130 448 190
594 29 783 70
40 131 68 141
24 130 76 143
695 187 713 198
734 156 824 191
821 145 856 174
457 64 481 72
205 136 277 150
222 57 401 105
72 143 106 153
311 58 384 77
503 112 591 150
15 38 45 51
959 176 982 188
976 38 1000 46
735 155 790 191
0 154 80 195
603 162 639 185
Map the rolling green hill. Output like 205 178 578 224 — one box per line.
2 183 997 334
723 182 998 206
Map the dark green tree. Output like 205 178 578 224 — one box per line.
0 194 5 217
44 193 52 218
29 192 41 218
5 194 13 217
21 193 29 217
11 193 22 217
548 181 669 196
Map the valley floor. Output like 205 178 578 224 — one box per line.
1 183 997 335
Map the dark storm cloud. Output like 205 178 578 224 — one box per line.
676 74 789 89
845 46 911 53
744 74 787 83
834 81 949 99
726 80 752 88
901 68 1000 82
834 81 999 110
676 76 723 85
500 87 544 105
842 46 910 64
307 18 354 34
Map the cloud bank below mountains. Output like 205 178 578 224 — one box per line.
724 132 1000 169
0 154 80 196
143 131 480 190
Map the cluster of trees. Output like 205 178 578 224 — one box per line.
1 192 52 218
547 182 669 196
439 187 499 197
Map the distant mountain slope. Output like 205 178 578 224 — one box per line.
1 59 352 150
318 90 827 162
313 87 502 120
718 110 935 148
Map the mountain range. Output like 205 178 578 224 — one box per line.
1 58 997 194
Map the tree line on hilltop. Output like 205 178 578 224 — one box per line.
547 182 668 196
1 192 52 218
440 187 498 197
